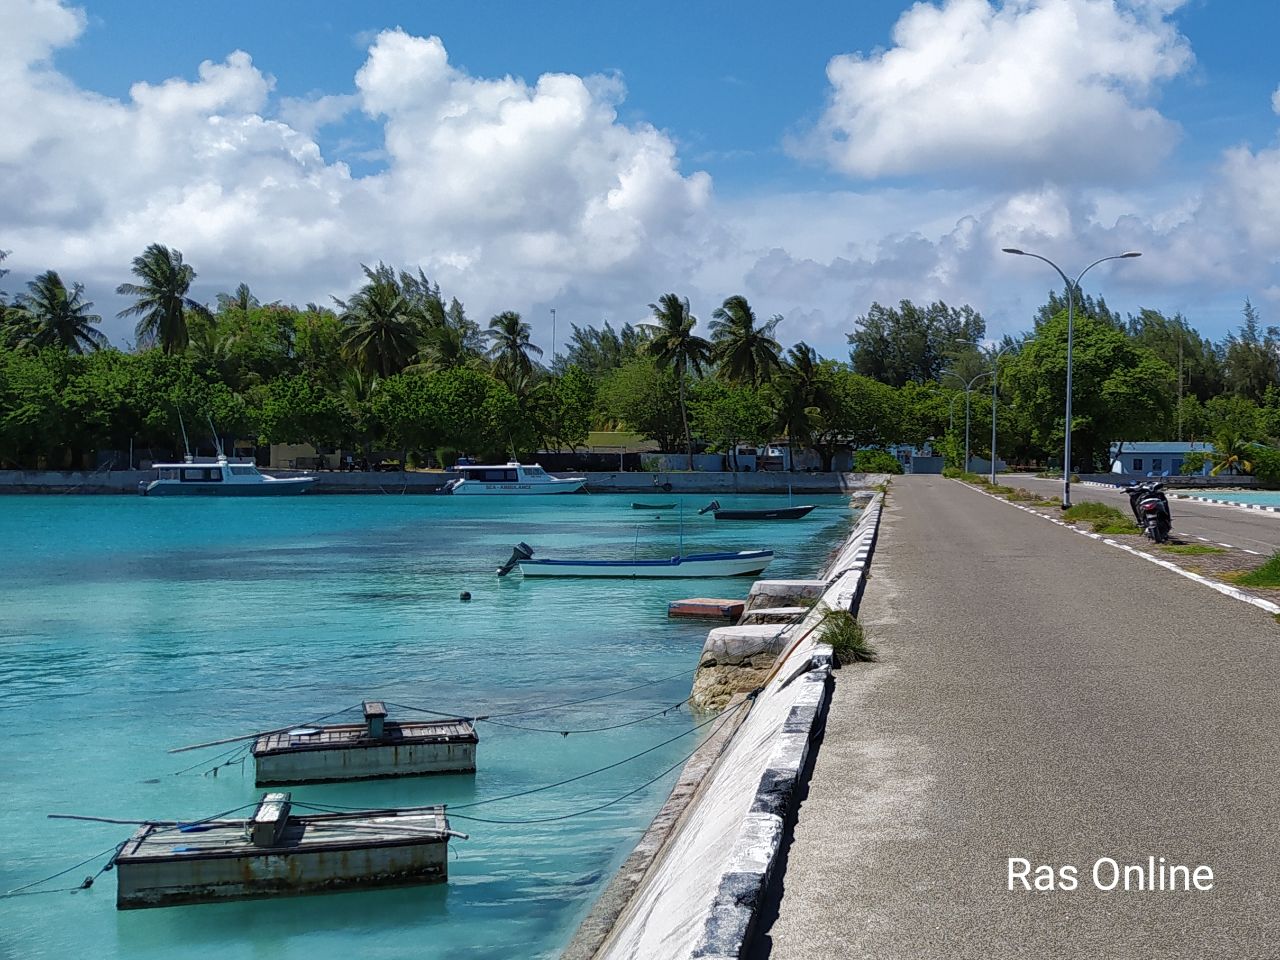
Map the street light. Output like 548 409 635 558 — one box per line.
943 369 992 473
1002 248 1141 507
986 342 1023 485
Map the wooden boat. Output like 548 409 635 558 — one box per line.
631 502 677 510
114 793 460 909
712 504 816 521
515 549 773 578
668 598 745 621
252 701 477 785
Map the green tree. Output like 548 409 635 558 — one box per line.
766 342 832 470
529 365 595 452
645 293 712 468
10 271 108 354
485 311 543 386
116 243 209 353
1222 300 1280 403
848 300 984 386
709 295 783 386
689 380 773 470
257 375 345 451
555 320 649 377
334 263 424 378
599 358 684 453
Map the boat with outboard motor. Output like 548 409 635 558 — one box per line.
495 541 773 578
138 457 316 496
441 461 586 495
697 499 816 520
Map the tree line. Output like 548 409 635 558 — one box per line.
3 244 1280 477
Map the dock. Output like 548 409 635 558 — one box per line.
252 701 478 785
114 793 456 909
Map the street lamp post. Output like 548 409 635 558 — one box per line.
987 343 1021 485
1001 248 1141 508
963 371 992 474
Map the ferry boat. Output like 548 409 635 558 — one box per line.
442 461 586 495
138 457 316 497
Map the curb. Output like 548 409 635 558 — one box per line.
1170 494 1280 514
951 480 1280 617
690 497 883 959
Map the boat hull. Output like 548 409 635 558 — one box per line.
115 812 449 909
518 550 772 578
254 740 477 785
141 477 316 496
451 478 585 495
631 502 677 510
713 505 816 520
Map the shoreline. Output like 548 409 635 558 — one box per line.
0 469 877 496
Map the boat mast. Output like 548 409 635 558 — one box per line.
178 411 192 463
207 415 226 460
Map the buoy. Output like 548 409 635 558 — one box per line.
460 591 472 602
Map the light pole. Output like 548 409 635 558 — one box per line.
550 307 557 363
1002 248 1141 507
944 370 991 472
986 342 1021 485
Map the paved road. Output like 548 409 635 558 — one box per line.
756 475 1280 960
1018 475 1280 554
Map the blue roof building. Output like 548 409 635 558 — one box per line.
1107 441 1214 477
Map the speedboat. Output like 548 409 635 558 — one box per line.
441 461 586 495
138 457 316 497
698 500 816 520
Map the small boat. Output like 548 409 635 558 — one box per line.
138 456 316 497
113 793 461 909
497 542 772 578
252 701 478 785
441 461 586 495
698 500 816 521
631 502 677 510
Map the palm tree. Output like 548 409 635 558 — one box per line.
485 311 543 387
216 282 259 316
334 264 422 378
645 293 712 469
771 342 832 471
1209 430 1255 476
709 295 783 386
12 270 108 353
412 323 483 373
116 243 208 353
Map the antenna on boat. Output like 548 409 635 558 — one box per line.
177 410 192 463
206 414 226 460
678 500 684 558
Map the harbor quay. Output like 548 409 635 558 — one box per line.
0 468 876 495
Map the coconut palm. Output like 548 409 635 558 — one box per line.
116 243 208 353
485 311 543 387
334 264 422 378
216 282 259 317
645 293 712 470
709 295 783 386
1209 430 1255 476
771 342 832 471
11 270 108 353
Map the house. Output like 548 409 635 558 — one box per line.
1108 441 1214 477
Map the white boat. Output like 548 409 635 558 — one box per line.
513 549 774 578
442 461 586 495
138 457 316 497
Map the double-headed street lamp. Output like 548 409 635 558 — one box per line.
944 370 992 473
1001 248 1141 508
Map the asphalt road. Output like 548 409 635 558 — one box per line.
1018 475 1280 554
756 475 1280 960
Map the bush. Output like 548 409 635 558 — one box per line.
1062 500 1137 534
817 606 878 665
1180 452 1207 476
852 449 904 474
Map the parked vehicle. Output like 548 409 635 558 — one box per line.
1125 480 1172 543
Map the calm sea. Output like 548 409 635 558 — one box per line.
0 491 853 959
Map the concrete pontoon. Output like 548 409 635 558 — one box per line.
114 793 458 909
252 701 478 786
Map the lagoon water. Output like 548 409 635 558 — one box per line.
0 491 854 959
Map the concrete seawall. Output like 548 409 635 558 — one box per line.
0 469 878 495
563 492 884 959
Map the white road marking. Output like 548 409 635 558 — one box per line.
1218 542 1234 548
1244 549 1262 556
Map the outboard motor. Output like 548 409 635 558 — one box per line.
496 542 535 576
698 500 721 516
439 478 460 494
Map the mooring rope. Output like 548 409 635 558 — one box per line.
0 842 125 899
476 696 693 736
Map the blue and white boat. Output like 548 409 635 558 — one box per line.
138 457 316 497
499 544 773 578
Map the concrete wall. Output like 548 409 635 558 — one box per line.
575 494 884 959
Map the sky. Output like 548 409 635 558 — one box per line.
3 0 1280 357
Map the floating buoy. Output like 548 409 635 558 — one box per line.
460 591 472 602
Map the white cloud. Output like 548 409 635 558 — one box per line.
798 0 1194 183
0 4 710 344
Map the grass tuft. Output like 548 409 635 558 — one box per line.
1228 553 1280 588
1061 501 1138 534
817 606 878 665
1160 544 1226 556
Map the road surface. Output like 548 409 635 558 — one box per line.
756 475 1280 960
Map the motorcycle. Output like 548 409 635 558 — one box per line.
1124 480 1172 543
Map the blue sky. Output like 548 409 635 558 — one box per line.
5 0 1280 356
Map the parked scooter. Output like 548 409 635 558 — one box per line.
1124 480 1172 543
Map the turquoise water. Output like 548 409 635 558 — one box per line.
1177 490 1280 507
0 492 854 959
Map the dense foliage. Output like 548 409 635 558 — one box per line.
4 243 1280 475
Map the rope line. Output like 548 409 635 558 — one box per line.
448 702 748 825
478 697 692 735
1 842 124 899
